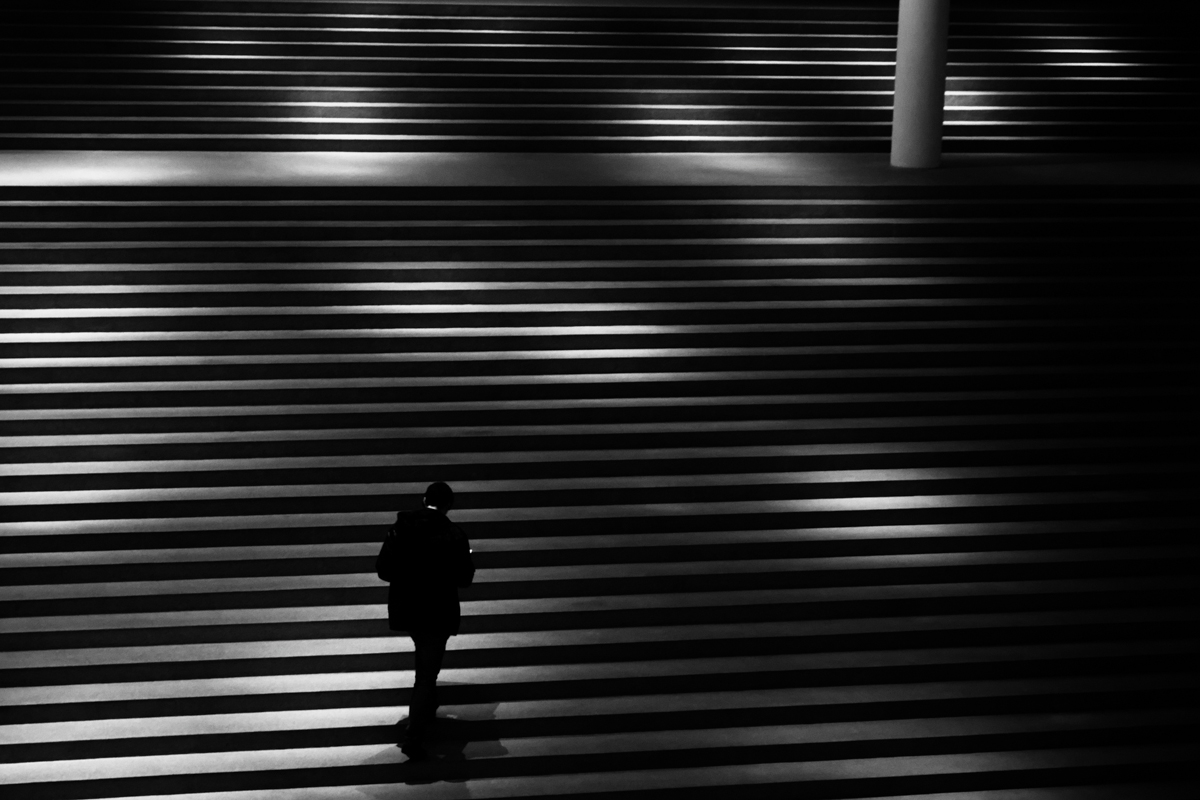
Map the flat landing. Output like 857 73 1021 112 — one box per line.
2 151 1198 187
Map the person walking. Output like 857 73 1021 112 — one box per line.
376 481 475 761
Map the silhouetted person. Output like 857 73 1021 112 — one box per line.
376 481 475 761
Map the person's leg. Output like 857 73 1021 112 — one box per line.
404 633 449 751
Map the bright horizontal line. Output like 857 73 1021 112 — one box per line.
63 40 901 52
6 703 1179 752
0 390 1105 421
9 27 1152 43
942 135 1171 140
949 76 1167 82
3 578 1179 634
0 218 1099 230
0 520 1156 565
0 472 1156 510
0 718 1070 777
16 7 1137 24
0 259 1080 273
2 79 1176 92
10 10 900 24
13 102 1175 110
3 615 1189 694
22 53 903 64
0 567 1168 605
1 465 1142 507
0 277 1042 293
0 413 1090 447
0 376 1123 398
5 737 1194 792
0 344 1085 369
5 27 899 38
0 236 1058 249
7 713 1191 798
4 554 1094 604
944 90 1175 95
944 120 1168 126
0 712 1187 785
7 69 902 79
0 320 1089 344
2 117 899 126
0 299 1038 319
7 517 1180 565
0 491 1157 538
0 84 899 94
2 217 964 230
0 369 1090 394
1 438 1146 477
0 200 1040 208
0 134 896 141
0 746 1186 791
6 645 1175 707
27 570 1186 626
947 106 1183 111
2 119 1171 128
27 41 1163 58
10 102 889 110
4 604 395 632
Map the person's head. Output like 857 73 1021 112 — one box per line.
423 481 454 513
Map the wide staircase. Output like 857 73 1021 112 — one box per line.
2 183 1197 798
2 0 1197 153
2 1 1200 799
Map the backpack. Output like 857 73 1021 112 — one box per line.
375 509 459 584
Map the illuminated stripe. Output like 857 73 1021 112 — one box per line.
6 499 1178 539
9 40 904 53
6 651 1194 709
0 493 1160 538
4 615 1193 669
2 579 1185 633
1 521 1183 566
3 707 1183 751
3 117 902 125
0 217 1108 228
1 723 1192 785
0 344 1085 368
0 86 899 95
0 301 1051 321
0 438 1156 476
0 393 1124 421
0 29 903 39
0 133 901 141
3 757 1185 800
0 278 1061 291
0 260 1067 273
6 606 1194 668
0 376 1145 394
1 464 1157 507
0 235 1067 248
0 414 1128 446
0 319 1081 340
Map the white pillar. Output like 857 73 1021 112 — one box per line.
891 0 951 168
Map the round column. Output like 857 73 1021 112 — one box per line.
890 0 951 168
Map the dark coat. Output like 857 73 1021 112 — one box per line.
376 506 475 637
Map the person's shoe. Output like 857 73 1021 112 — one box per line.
400 741 436 762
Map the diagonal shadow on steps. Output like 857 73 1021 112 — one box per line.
356 687 506 791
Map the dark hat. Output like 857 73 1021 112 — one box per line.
424 481 454 509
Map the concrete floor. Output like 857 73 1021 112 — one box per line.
2 150 1199 187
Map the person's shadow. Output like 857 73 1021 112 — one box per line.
357 682 508 793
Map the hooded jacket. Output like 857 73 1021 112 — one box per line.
376 506 475 637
